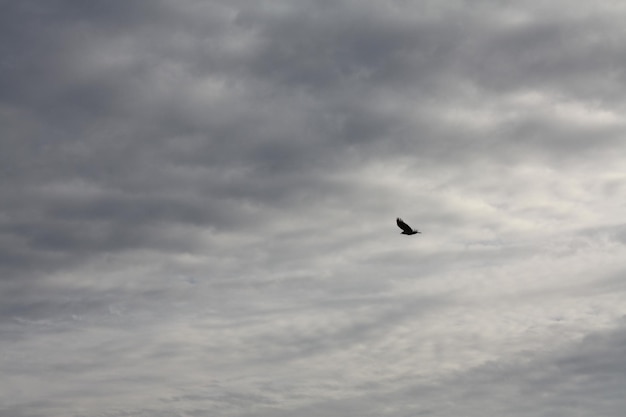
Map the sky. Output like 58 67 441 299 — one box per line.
2 0 626 416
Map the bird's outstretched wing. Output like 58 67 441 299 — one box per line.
396 218 413 234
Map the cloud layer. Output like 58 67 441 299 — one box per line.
1 1 626 416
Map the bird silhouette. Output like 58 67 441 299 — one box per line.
396 218 421 235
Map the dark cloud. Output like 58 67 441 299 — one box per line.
2 0 626 415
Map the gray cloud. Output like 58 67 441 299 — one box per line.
2 0 626 415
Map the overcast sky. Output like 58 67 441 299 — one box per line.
2 1 626 416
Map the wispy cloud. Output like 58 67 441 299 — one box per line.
2 0 626 416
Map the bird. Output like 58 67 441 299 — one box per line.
396 218 421 235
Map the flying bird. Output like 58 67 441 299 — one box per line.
396 218 421 235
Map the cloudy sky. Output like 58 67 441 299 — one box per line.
2 0 626 416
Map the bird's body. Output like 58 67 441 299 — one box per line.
396 218 421 235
